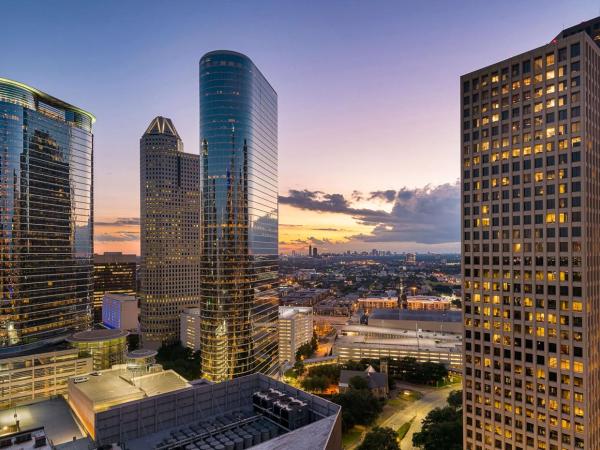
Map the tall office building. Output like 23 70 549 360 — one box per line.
140 117 200 348
93 252 137 323
462 18 600 450
199 51 279 381
0 78 94 354
278 306 313 365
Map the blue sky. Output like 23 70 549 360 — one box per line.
2 0 597 253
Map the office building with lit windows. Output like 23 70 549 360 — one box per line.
140 117 200 349
180 307 201 351
461 17 600 450
199 51 279 381
93 252 137 323
0 78 94 354
278 306 313 365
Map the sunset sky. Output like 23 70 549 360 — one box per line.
3 0 597 254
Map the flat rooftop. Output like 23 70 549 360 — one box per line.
0 398 89 446
369 308 462 322
341 324 461 337
69 367 190 410
68 328 128 343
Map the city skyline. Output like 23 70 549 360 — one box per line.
2 1 597 257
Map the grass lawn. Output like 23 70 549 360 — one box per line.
397 417 415 441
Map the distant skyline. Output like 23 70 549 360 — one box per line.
3 0 597 254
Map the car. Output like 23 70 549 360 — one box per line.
90 372 102 376
73 377 89 384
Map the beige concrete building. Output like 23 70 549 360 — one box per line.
102 293 139 331
461 17 600 450
140 117 201 348
0 345 92 409
335 325 462 369
180 307 201 352
278 306 313 365
406 295 452 310
357 296 398 313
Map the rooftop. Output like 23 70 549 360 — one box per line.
279 306 313 318
0 398 89 447
0 77 95 124
103 293 137 303
339 369 388 390
67 328 128 343
69 367 190 410
369 308 462 322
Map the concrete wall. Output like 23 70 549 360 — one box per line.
94 374 341 447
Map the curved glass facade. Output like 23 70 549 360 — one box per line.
0 78 94 354
199 51 278 381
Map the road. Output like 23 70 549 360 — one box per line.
380 383 456 450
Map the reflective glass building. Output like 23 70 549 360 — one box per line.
0 78 94 354
199 51 279 381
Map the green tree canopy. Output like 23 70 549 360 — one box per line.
447 390 462 410
357 427 399 450
349 375 369 390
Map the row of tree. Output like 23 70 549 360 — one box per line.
156 341 202 380
354 390 462 450
331 376 383 431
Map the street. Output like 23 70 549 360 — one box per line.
380 383 456 450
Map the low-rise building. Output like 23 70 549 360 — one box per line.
68 370 341 450
0 397 92 449
67 329 128 371
334 324 462 369
404 295 452 311
339 366 388 399
180 307 201 351
367 308 462 334
0 345 92 409
102 293 139 331
279 306 313 365
357 296 398 313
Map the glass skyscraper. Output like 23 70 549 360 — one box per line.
199 51 279 381
0 78 94 354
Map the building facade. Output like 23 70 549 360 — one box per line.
93 252 137 323
462 18 600 450
0 345 92 409
102 293 138 331
180 307 201 352
278 306 313 365
0 78 94 354
140 117 201 348
199 51 279 381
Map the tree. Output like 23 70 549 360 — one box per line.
447 390 462 410
412 391 463 450
349 375 369 390
295 342 314 361
358 427 399 450
310 332 318 352
332 387 383 430
156 342 201 380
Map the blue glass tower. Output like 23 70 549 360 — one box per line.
199 51 278 381
0 78 94 354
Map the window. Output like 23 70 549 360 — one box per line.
571 43 580 58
